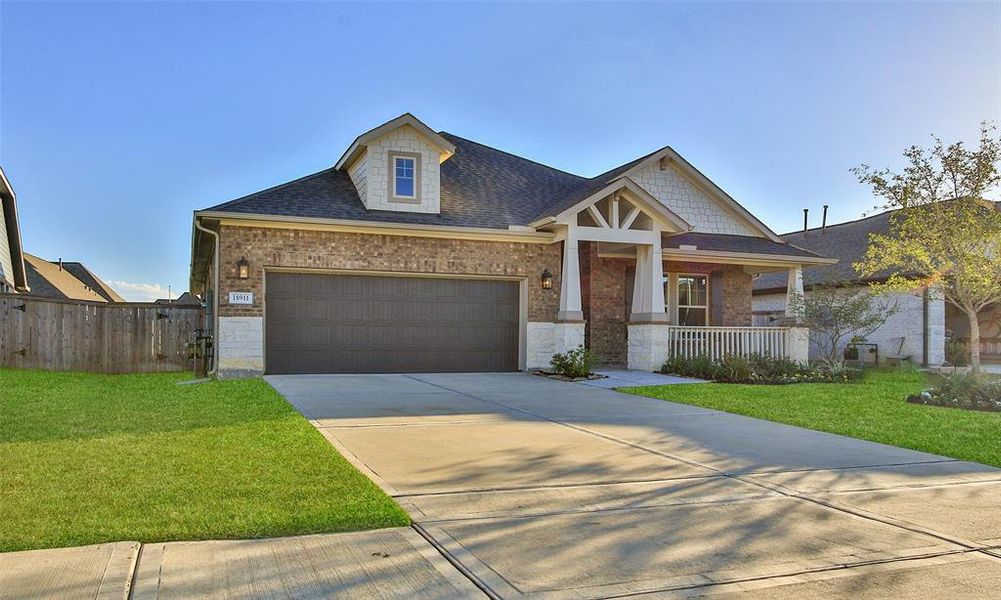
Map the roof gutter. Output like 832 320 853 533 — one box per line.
662 247 838 266
193 217 219 378
195 211 557 243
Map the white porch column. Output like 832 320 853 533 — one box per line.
558 234 583 321
630 238 668 322
785 266 804 318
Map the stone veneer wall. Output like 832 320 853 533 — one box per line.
347 124 442 214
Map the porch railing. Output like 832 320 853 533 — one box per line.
959 337 1001 360
667 326 791 361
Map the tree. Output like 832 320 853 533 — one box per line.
852 123 1001 374
789 282 899 365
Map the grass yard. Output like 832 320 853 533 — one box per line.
621 369 1001 469
0 370 409 552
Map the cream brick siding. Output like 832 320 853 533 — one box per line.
526 321 586 370
631 162 758 236
217 316 264 375
752 288 945 365
0 202 13 288
350 124 442 214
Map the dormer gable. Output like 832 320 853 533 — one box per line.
335 113 456 214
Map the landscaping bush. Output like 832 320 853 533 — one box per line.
908 371 1001 412
660 353 860 384
945 338 971 367
549 345 597 378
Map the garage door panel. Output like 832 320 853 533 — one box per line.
265 273 520 374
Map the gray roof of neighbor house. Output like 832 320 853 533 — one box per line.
60 262 125 302
23 254 119 303
753 200 1001 294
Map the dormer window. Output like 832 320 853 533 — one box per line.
392 155 417 199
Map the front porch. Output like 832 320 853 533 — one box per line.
528 177 828 372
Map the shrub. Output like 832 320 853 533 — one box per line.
908 372 1001 412
660 353 860 385
549 345 597 378
945 339 971 367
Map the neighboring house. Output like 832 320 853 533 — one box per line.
155 291 201 306
190 113 834 377
752 206 1001 366
24 254 123 303
0 167 29 294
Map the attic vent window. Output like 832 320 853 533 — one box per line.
393 156 416 198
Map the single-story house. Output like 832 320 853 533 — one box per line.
0 167 29 294
752 205 1001 366
23 254 125 303
190 113 834 377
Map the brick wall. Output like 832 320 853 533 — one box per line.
581 242 631 365
215 225 561 321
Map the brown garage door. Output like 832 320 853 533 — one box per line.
265 272 520 374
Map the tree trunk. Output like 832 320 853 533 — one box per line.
969 310 982 376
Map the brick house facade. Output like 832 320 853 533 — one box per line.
191 113 831 376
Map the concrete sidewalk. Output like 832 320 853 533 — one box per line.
0 529 483 600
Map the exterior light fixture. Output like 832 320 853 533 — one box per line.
541 269 554 290
237 257 250 280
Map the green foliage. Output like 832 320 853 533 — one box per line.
549 345 597 378
909 371 1001 412
622 370 1001 468
853 122 1001 373
945 338 971 367
660 353 859 384
788 280 898 364
0 369 408 552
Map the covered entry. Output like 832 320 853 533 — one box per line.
265 272 520 374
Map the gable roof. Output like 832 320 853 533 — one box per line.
334 113 457 171
201 119 782 244
23 254 109 302
664 232 823 259
0 166 28 292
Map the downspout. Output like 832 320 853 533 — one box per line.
194 217 220 377
922 288 930 367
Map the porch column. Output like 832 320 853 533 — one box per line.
558 233 583 322
785 266 804 318
630 239 667 322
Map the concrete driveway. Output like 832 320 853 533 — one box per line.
267 372 1001 599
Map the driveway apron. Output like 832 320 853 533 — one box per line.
266 372 1001 599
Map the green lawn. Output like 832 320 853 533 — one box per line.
0 370 408 552
621 369 1001 469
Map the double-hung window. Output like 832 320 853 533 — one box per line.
393 156 416 198
676 274 709 326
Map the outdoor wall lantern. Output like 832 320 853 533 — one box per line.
237 257 250 279
541 269 554 290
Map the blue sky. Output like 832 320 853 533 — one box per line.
2 1 999 301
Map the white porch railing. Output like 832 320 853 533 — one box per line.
666 326 792 361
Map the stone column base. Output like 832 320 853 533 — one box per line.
216 316 264 378
627 323 671 372
785 326 810 364
526 321 586 370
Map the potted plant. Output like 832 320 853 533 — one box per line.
843 336 865 361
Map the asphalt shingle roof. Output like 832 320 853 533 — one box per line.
202 130 822 260
664 232 821 258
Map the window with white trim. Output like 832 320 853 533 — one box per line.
393 156 416 198
675 274 709 326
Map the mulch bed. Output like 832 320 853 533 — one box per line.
906 393 1001 413
533 371 608 382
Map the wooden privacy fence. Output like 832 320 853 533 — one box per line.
0 294 204 373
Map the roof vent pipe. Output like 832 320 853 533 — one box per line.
802 208 809 234
822 205 829 231
58 258 63 271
